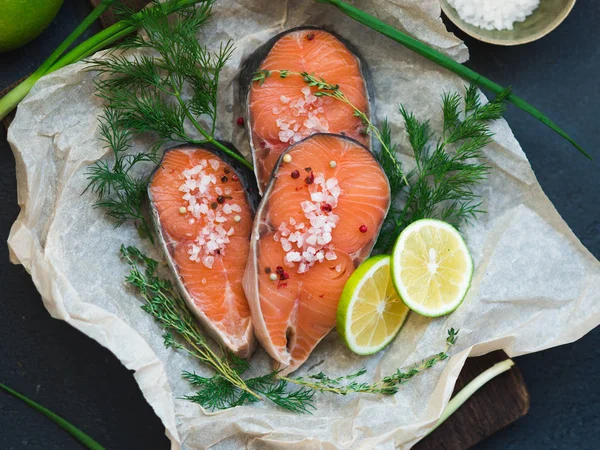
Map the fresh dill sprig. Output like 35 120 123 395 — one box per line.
86 0 251 237
89 0 244 163
123 245 458 413
85 108 156 240
247 374 316 414
381 86 510 250
182 372 261 410
252 71 508 252
185 369 315 414
380 119 406 197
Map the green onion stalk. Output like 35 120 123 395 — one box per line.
426 359 515 435
0 382 106 450
316 0 590 159
0 0 206 122
0 0 590 159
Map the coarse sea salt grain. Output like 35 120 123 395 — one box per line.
447 0 540 31
179 160 240 268
273 86 329 144
273 173 342 274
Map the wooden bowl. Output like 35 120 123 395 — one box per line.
440 0 577 46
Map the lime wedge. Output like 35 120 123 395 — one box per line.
391 219 473 317
337 255 410 355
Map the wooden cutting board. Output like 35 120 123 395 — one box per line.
1 2 530 447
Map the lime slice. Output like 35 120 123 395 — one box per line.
337 255 410 355
391 219 473 317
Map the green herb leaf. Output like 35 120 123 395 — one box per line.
182 372 260 410
88 0 247 165
378 87 508 250
252 69 272 85
281 330 459 396
85 108 155 241
86 0 253 240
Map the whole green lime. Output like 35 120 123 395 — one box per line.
0 0 64 53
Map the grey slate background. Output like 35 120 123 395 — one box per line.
0 0 598 448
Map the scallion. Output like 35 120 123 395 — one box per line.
0 0 209 121
426 359 515 435
316 0 590 159
0 382 105 450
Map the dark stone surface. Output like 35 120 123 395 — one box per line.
0 1 598 449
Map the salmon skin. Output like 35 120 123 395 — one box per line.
243 134 390 373
240 27 372 194
148 144 259 358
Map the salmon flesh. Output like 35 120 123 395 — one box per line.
148 144 259 357
243 134 390 373
241 27 371 194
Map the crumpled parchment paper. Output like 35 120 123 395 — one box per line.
6 0 600 449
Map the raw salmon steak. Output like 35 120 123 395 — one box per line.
241 27 371 193
149 144 259 357
243 134 390 373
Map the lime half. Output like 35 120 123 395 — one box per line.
337 255 410 355
391 219 473 317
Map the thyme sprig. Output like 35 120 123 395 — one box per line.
253 70 508 252
122 245 458 413
281 328 458 395
252 69 408 190
121 245 260 400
